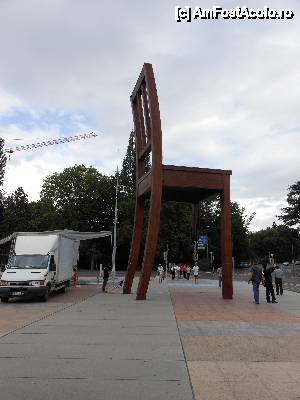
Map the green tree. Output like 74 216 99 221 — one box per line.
119 131 136 196
0 138 7 234
249 223 299 263
0 187 31 236
27 198 58 231
40 165 116 231
157 201 193 264
279 181 300 231
0 138 7 187
231 202 254 264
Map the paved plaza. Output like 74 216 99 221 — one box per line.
0 277 300 399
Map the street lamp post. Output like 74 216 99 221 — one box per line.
112 167 119 284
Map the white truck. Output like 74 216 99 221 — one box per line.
0 230 111 302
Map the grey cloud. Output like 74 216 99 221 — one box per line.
0 0 299 230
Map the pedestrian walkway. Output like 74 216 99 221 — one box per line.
0 279 193 400
0 278 300 399
169 279 300 400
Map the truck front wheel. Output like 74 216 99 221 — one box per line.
41 287 50 302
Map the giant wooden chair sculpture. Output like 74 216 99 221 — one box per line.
123 63 233 300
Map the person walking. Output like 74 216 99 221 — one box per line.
217 267 222 288
274 265 283 296
102 266 110 293
182 264 187 279
248 264 262 304
186 265 191 280
193 264 199 284
157 264 164 284
175 264 180 280
170 265 176 280
262 263 277 303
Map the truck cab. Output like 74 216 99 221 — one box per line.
0 252 64 302
0 232 74 302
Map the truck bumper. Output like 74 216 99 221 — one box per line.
0 286 47 299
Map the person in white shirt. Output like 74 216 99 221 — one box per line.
170 265 176 280
157 264 164 283
193 265 199 283
186 265 191 280
274 265 283 295
175 265 180 280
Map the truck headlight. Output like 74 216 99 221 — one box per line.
29 281 44 287
0 280 8 286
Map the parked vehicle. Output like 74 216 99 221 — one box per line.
282 262 289 266
295 260 300 265
0 230 111 302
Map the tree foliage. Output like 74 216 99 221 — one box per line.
0 187 31 235
40 165 116 231
279 181 300 230
249 223 300 263
0 138 7 187
119 130 136 196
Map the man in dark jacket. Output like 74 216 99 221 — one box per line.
248 264 262 304
263 263 277 303
102 266 110 292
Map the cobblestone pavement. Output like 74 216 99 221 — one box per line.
168 279 300 400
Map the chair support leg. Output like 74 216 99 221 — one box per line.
136 191 162 300
123 197 144 294
221 176 233 299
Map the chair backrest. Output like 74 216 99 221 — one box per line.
130 63 162 186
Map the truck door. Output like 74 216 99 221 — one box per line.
49 255 57 283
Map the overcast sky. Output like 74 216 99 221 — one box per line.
0 0 299 231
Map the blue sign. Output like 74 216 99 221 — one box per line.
197 236 208 246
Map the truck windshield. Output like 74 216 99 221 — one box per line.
9 255 49 269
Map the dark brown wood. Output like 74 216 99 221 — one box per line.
136 64 163 300
138 141 152 161
221 175 233 299
124 63 233 300
123 197 145 294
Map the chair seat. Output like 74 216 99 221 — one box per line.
137 164 232 203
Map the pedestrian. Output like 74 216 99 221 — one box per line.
102 265 110 292
175 264 180 280
170 265 176 280
248 264 262 304
179 264 184 278
193 264 199 283
182 264 187 279
186 265 191 280
217 266 222 288
274 265 283 296
157 264 164 283
262 263 278 303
